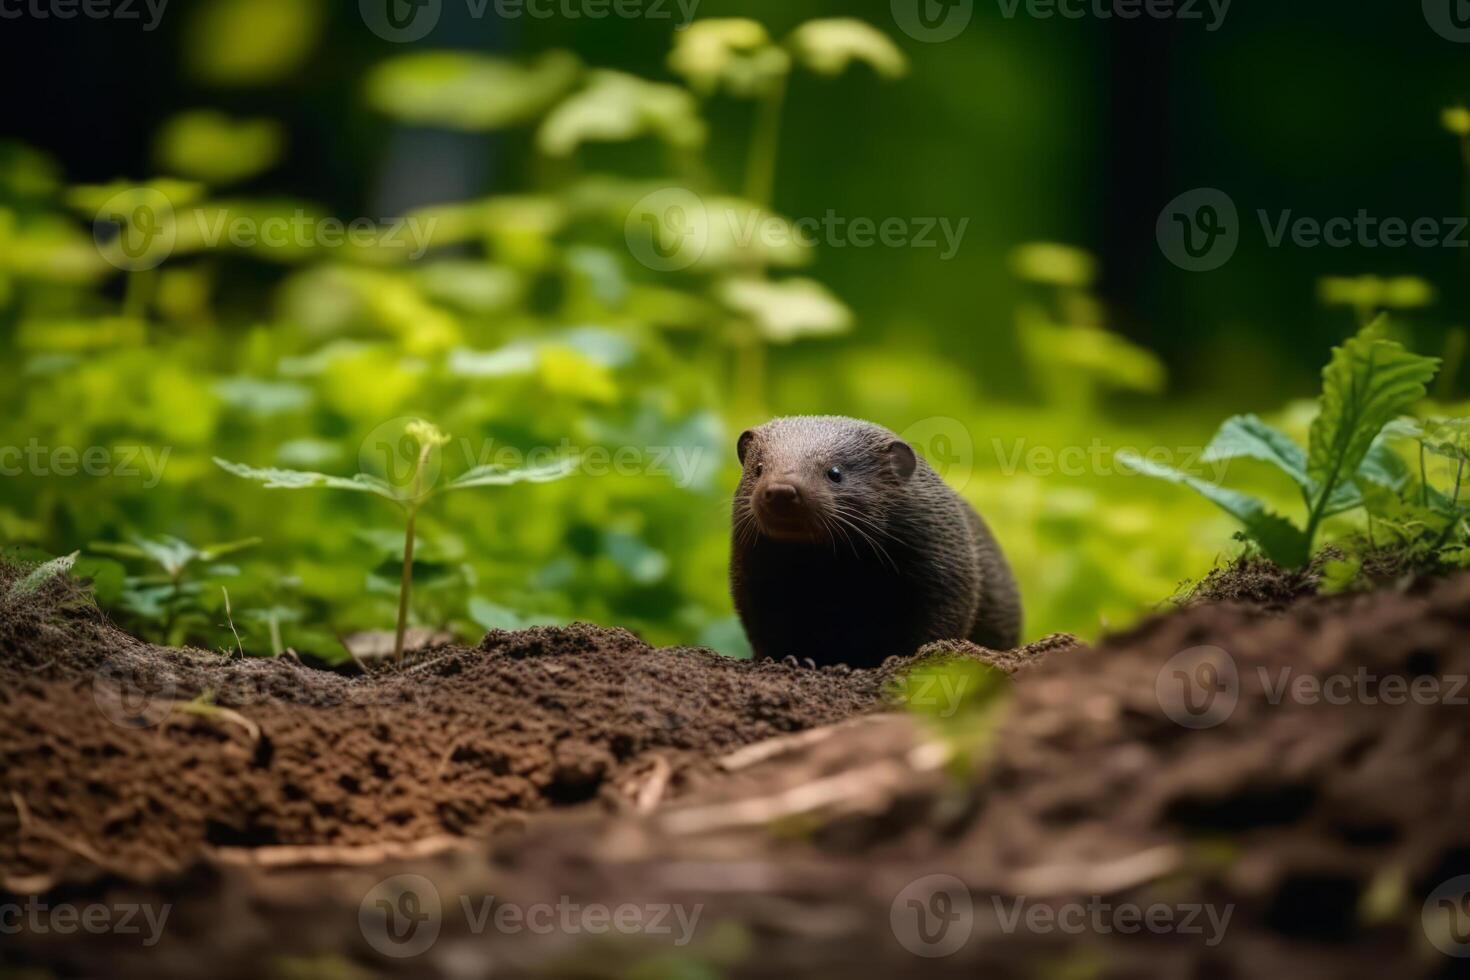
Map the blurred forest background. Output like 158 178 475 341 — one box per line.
1 0 1468 660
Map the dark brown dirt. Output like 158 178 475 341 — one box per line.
0 562 1051 889
1181 553 1326 609
5 559 1470 979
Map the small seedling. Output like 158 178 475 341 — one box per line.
1121 316 1441 568
89 535 259 643
5 551 79 603
215 420 577 661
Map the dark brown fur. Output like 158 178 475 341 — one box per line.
730 416 1022 668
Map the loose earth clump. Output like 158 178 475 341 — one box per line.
4 560 1470 979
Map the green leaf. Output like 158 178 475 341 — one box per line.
1319 556 1364 595
537 71 706 156
1203 414 1309 491
365 51 578 131
715 276 853 343
1422 417 1470 462
668 18 788 97
154 111 283 186
1307 318 1439 510
200 538 262 561
9 551 78 599
213 458 403 501
468 597 566 632
786 19 909 79
1119 451 1309 567
443 457 579 492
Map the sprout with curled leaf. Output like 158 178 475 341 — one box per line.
216 420 577 662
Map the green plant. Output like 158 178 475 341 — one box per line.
89 535 259 644
215 420 577 661
1345 416 1470 567
1120 317 1440 567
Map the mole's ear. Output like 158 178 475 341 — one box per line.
886 439 917 480
737 429 755 464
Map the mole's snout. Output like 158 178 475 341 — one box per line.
762 482 801 509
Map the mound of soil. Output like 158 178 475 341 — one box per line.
5 560 1470 979
0 564 1050 889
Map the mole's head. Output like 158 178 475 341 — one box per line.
733 416 918 546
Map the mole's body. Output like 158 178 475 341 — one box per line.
730 416 1021 668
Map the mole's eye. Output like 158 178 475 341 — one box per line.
826 465 844 483
754 462 764 476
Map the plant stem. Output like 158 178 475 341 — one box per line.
392 441 435 662
123 268 155 320
744 76 787 209
1421 441 1429 508
393 506 417 662
163 570 182 642
1429 458 1466 554
737 76 787 416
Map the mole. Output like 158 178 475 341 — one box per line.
730 416 1021 668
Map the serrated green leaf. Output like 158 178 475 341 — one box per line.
1119 451 1309 566
1307 318 1439 511
213 458 403 501
9 551 78 599
443 457 579 492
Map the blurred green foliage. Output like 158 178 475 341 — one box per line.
1 3 1461 662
